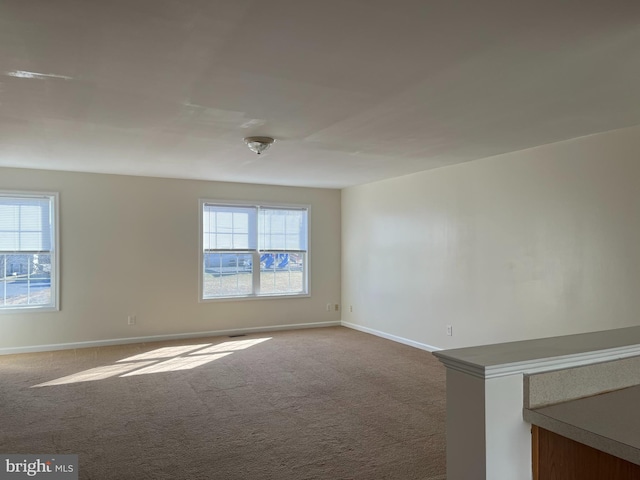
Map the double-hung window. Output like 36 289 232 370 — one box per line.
0 192 58 311
200 201 309 299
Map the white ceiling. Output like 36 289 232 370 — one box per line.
1 0 639 189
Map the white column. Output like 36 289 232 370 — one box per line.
484 374 530 480
444 369 531 480
445 368 486 479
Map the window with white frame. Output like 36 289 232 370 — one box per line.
0 192 58 311
200 201 309 299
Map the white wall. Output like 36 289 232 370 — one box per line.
342 124 640 349
0 168 341 350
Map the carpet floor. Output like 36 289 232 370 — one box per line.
0 327 446 479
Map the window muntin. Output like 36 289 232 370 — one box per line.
203 252 253 298
201 202 308 300
259 251 305 295
258 208 308 251
0 192 58 311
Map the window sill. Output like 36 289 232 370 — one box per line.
199 293 310 303
0 305 59 314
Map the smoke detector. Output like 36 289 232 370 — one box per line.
244 136 275 155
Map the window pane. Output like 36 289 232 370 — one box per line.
0 205 18 229
0 231 19 251
203 253 253 298
201 202 308 299
259 252 305 295
203 205 257 250
0 197 51 251
216 234 233 249
258 209 307 251
0 253 51 307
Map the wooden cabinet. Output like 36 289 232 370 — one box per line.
532 426 640 480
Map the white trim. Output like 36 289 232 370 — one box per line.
52 191 60 311
0 190 59 313
199 292 311 303
0 321 341 355
198 199 311 301
435 343 640 379
341 321 442 352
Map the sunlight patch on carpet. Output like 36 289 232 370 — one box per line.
117 344 212 362
190 337 271 354
32 337 272 387
120 353 232 376
33 361 157 387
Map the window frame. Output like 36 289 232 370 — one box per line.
0 190 60 313
198 199 310 302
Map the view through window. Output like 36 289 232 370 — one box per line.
0 192 58 311
201 202 308 299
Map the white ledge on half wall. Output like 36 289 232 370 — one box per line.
433 325 640 379
434 325 640 480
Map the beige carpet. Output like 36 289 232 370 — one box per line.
0 327 446 479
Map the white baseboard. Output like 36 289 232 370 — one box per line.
0 321 342 355
341 321 442 352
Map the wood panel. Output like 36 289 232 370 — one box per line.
532 425 539 480
534 426 640 480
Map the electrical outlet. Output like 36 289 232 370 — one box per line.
349 305 353 313
334 304 339 311
128 315 136 326
326 303 331 312
446 325 453 336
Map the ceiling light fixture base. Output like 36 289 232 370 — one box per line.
244 136 275 155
